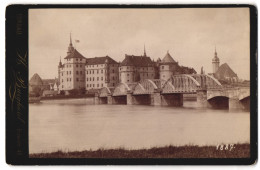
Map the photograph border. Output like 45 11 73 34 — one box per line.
5 4 257 165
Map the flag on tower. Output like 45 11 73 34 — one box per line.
75 40 80 43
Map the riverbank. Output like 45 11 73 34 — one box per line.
30 143 249 158
41 94 94 100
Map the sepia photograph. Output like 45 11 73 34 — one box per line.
28 7 251 159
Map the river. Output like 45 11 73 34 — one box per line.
29 98 250 154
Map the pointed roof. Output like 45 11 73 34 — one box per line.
29 73 43 86
64 49 86 59
215 63 238 79
161 51 176 63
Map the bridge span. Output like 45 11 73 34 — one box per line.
95 74 250 110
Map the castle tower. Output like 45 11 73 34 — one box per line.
159 51 177 81
67 33 74 55
212 47 220 74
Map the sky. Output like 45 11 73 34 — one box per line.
29 8 250 80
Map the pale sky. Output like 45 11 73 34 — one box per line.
29 8 250 80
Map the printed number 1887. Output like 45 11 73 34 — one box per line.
216 144 235 151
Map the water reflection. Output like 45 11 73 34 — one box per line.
29 98 250 153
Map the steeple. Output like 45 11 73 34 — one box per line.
67 33 74 55
212 46 220 74
144 44 146 56
70 32 72 46
59 56 62 66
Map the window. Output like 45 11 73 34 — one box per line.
87 71 88 74
67 71 68 75
96 65 98 67
76 64 78 67
70 71 71 74
62 85 63 88
101 70 103 73
127 80 129 82
76 78 79 82
76 71 79 75
127 74 129 76
112 77 114 80
101 77 103 81
80 59 82 61
127 67 129 69
101 84 103 87
97 84 99 87
113 83 115 86
76 59 78 61
90 84 92 87
112 69 114 73
97 70 99 74
61 73 63 76
87 78 88 81
97 77 99 81
162 66 164 69
70 78 71 81
93 77 95 81
93 84 95 87
80 65 82 67
67 78 68 81
93 70 94 74
62 79 63 82
87 84 88 87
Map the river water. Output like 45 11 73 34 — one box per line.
29 98 250 154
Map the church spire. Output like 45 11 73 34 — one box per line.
67 32 74 55
144 44 146 56
70 32 72 45
215 46 217 56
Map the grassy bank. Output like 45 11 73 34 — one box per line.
30 143 250 158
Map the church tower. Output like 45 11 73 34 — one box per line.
67 33 74 55
212 47 220 74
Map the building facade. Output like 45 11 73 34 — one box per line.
119 51 157 83
85 56 119 90
58 35 87 92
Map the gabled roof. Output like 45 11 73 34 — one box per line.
161 51 176 63
120 54 155 67
215 63 238 79
64 49 86 59
86 56 118 65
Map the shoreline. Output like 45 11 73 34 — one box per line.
30 143 250 158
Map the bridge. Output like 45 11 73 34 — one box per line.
95 74 250 110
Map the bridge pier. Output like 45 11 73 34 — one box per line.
229 98 245 110
196 89 211 108
161 94 183 106
107 94 113 105
151 91 162 106
94 93 99 104
127 91 134 105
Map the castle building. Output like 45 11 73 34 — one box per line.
85 56 119 90
119 47 157 83
58 34 87 92
159 51 196 81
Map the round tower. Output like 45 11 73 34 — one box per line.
212 47 220 74
159 51 176 81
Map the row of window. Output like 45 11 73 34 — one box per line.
86 64 118 68
61 71 83 76
67 58 83 62
125 73 154 77
86 69 116 74
61 78 82 82
86 76 117 81
86 83 115 88
120 67 154 71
